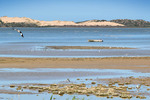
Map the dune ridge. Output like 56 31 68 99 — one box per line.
0 16 124 27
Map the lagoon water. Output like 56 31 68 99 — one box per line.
1 28 150 99
0 27 150 57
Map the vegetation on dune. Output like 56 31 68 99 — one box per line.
77 19 150 27
110 19 150 27
0 20 38 27
76 19 107 23
0 20 5 27
4 22 38 27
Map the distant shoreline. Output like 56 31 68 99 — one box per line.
1 16 150 27
1 26 150 28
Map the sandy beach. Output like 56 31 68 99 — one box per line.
0 57 150 72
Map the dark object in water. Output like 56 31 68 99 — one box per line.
88 39 103 42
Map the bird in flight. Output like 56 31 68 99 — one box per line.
12 28 24 38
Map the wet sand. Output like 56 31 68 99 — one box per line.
45 46 134 49
0 57 150 73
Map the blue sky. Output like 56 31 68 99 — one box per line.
0 0 149 22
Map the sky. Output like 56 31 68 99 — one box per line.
0 0 150 22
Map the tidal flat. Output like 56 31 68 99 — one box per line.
0 65 150 100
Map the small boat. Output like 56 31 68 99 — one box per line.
88 39 103 42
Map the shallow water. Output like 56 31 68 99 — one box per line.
1 68 150 85
0 68 150 100
0 27 150 57
2 93 149 100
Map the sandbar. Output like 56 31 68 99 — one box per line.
0 57 150 73
45 46 135 49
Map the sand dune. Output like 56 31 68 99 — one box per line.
77 20 124 26
0 16 124 27
0 16 39 23
39 20 77 26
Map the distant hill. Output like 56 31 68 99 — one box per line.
110 19 150 27
0 16 124 27
0 16 150 27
